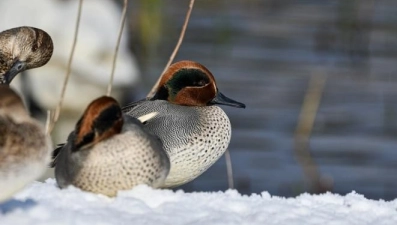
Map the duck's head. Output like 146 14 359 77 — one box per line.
0 85 27 119
0 26 53 85
151 60 245 108
73 96 123 151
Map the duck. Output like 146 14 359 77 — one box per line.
0 0 140 145
0 26 53 85
0 85 52 203
122 60 245 188
51 96 170 197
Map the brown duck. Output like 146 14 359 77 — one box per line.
0 85 52 202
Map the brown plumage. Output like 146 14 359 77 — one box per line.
0 26 53 84
53 96 170 197
0 85 52 203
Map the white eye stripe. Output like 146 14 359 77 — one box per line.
137 112 158 123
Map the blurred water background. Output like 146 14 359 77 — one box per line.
128 0 397 200
3 0 397 200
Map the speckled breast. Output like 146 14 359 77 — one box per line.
55 130 169 197
123 100 232 188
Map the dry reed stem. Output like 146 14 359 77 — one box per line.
47 0 84 134
44 110 51 135
107 0 128 96
225 149 234 189
147 0 195 98
294 71 328 193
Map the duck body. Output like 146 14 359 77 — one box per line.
0 85 51 202
53 97 169 197
122 60 245 188
123 100 231 188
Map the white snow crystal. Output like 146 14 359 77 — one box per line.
1 179 397 225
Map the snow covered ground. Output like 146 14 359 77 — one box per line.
1 179 397 225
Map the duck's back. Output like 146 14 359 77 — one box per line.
123 100 232 187
0 117 51 202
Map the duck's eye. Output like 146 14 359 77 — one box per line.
194 80 207 86
32 44 38 52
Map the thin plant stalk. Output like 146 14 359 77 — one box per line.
107 0 129 96
147 0 195 98
294 71 328 193
47 0 84 134
225 149 234 189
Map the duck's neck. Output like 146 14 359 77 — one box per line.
150 86 169 101
0 108 31 123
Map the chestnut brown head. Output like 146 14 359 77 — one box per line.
73 96 123 151
152 60 245 108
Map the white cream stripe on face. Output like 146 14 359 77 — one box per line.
137 112 158 123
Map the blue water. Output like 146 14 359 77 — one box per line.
128 0 397 200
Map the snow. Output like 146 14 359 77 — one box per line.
1 179 397 225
